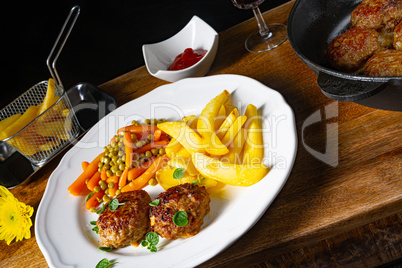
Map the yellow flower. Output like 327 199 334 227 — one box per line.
0 186 34 245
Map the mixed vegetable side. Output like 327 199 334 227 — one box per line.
68 90 271 212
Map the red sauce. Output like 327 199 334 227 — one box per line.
168 48 207 71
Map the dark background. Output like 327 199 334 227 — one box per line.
2 0 287 109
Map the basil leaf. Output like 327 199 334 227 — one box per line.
98 246 113 252
141 240 149 247
95 258 118 268
173 211 188 227
145 232 159 246
173 168 185 180
149 199 160 206
109 198 125 211
90 221 97 225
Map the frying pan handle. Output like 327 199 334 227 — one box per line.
317 72 388 102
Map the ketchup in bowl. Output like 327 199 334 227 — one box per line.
168 48 207 71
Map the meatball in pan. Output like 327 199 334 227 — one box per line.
364 49 402 76
97 190 152 248
326 27 381 73
150 183 210 240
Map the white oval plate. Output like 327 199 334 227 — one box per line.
36 74 297 268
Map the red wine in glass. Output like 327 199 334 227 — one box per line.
231 0 287 52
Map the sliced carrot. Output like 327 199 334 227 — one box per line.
106 175 119 184
117 124 159 135
127 156 156 181
86 171 101 192
68 152 104 196
153 129 162 141
81 161 89 171
124 131 133 168
121 155 169 192
101 167 107 181
133 140 169 155
108 181 119 197
119 168 128 187
86 189 105 210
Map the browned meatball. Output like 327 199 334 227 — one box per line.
351 0 402 32
97 190 152 248
326 27 381 73
364 49 402 76
394 22 402 50
149 183 210 240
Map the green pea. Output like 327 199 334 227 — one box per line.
103 195 110 203
94 186 101 193
159 148 165 155
106 170 112 177
145 151 152 158
116 170 122 177
144 119 151 125
108 182 115 189
151 148 158 155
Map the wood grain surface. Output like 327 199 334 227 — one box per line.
1 1 401 267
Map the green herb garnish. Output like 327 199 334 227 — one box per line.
149 199 160 206
92 226 99 234
109 198 125 211
85 192 94 203
90 221 97 225
173 211 188 227
191 174 206 185
173 168 185 180
96 203 106 214
141 232 159 252
95 258 117 268
98 246 113 252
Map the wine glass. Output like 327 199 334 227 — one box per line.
231 0 287 52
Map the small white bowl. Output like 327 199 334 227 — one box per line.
142 16 219 82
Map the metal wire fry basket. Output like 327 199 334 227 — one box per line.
0 6 81 167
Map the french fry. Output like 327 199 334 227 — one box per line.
242 104 264 164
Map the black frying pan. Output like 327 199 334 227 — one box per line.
287 0 402 111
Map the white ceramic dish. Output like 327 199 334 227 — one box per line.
142 16 219 82
36 74 297 268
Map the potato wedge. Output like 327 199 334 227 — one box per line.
0 105 39 140
168 155 199 176
36 119 73 137
242 104 264 164
182 115 198 130
38 78 58 115
221 115 247 146
197 90 230 155
156 165 217 190
157 121 205 154
165 137 182 158
192 152 270 186
0 114 21 133
214 105 226 130
223 128 246 164
216 108 238 140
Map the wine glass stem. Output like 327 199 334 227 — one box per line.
252 7 272 38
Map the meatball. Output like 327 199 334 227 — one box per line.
394 22 402 50
364 49 402 76
351 0 402 32
97 190 152 248
149 183 210 240
326 27 381 73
